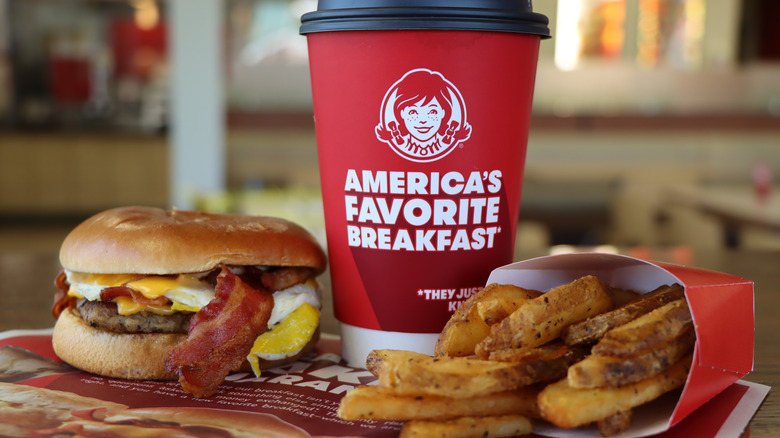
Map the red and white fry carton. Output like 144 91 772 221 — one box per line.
487 252 757 437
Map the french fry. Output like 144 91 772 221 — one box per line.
379 353 548 398
365 349 430 377
563 283 685 346
607 287 641 308
337 385 540 421
591 298 692 358
488 342 588 385
435 284 541 357
399 415 533 438
568 328 695 388
337 275 697 437
538 353 692 429
476 289 542 326
476 275 613 355
597 409 633 437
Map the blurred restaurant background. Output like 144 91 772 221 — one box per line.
1 0 779 256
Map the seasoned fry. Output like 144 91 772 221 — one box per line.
568 328 695 388
488 340 585 363
476 290 541 326
379 353 549 398
337 385 540 421
337 275 696 437
488 342 588 385
365 349 430 377
592 298 692 358
538 353 692 429
399 415 533 438
476 275 613 355
597 409 633 437
607 287 641 308
563 283 685 346
435 284 541 357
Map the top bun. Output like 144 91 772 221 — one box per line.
60 206 327 274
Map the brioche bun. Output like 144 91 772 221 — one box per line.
59 206 327 274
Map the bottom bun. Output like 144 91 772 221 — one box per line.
53 308 184 380
52 307 320 381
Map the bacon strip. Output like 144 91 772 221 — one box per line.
164 266 274 398
51 270 75 319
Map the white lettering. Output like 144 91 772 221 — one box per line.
345 195 359 221
346 226 502 252
441 171 464 195
451 229 472 250
377 227 391 249
343 169 507 252
488 170 503 193
463 171 484 194
433 199 457 225
389 171 405 194
404 198 431 226
267 375 304 385
344 169 361 191
357 197 382 223
308 365 376 384
486 197 500 223
363 170 387 193
407 172 427 195
392 229 414 250
415 229 436 251
376 198 403 224
347 225 361 246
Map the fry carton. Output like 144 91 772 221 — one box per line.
487 252 756 437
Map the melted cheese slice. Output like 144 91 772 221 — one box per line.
66 271 219 315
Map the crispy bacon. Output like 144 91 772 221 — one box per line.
52 270 76 319
165 265 274 398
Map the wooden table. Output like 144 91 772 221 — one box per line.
0 246 776 436
665 184 780 248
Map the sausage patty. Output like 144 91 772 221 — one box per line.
76 299 192 334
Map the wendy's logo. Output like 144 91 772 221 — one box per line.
376 68 471 163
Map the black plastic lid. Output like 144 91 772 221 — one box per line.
299 0 550 38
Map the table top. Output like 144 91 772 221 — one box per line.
666 184 780 232
0 246 776 437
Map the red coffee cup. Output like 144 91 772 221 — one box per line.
301 0 550 366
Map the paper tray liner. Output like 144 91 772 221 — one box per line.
0 252 765 437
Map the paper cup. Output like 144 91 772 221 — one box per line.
301 0 550 366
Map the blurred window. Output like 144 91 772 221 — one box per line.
555 0 627 70
636 0 705 68
228 0 314 66
554 0 706 70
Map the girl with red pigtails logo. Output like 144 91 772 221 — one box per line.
376 68 472 163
